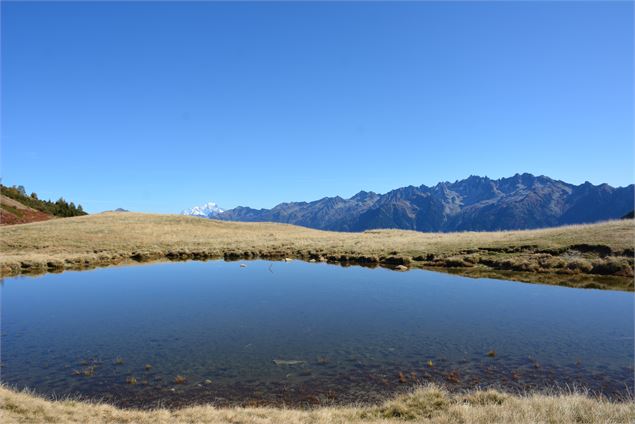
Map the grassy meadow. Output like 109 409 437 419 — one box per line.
1 212 633 290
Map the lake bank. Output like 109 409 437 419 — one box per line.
1 212 633 290
1 384 633 424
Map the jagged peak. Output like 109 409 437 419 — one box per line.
351 190 378 201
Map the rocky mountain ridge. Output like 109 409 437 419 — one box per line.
191 174 634 232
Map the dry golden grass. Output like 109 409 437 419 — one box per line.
1 384 633 424
1 212 633 289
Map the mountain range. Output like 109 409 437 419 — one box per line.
184 174 634 232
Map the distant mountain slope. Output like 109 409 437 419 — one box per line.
0 185 87 225
216 174 635 232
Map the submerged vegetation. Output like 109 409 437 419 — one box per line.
0 212 632 290
1 384 632 424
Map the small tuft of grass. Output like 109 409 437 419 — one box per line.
487 350 497 357
144 364 152 371
126 376 137 385
370 385 450 420
174 375 187 384
113 357 124 365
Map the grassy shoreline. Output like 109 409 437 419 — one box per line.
1 212 633 290
2 384 633 424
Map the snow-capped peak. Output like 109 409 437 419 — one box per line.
182 201 225 218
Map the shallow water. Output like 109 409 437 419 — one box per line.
1 260 633 407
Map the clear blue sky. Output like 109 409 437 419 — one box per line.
2 1 633 213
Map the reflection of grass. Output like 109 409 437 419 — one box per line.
437 264 633 291
1 213 633 290
113 357 124 366
2 383 632 423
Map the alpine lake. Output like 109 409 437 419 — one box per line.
2 260 633 408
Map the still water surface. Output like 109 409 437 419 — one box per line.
1 260 633 407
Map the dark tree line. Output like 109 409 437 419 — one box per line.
1 185 87 217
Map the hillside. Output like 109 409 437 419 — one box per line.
0 185 87 225
0 194 52 225
1 212 632 290
215 174 634 232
